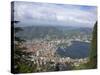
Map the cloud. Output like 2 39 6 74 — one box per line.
13 1 97 27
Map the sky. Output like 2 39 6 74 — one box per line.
13 1 97 27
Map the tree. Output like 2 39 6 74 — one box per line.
89 21 97 68
12 21 33 73
55 63 60 71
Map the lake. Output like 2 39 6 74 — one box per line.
56 41 90 59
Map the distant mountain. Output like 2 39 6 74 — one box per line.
15 26 92 40
16 26 64 40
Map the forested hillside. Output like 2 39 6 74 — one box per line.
89 21 97 68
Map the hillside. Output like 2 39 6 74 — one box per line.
16 26 92 40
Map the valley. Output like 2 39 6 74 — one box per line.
16 26 92 71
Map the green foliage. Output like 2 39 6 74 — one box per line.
73 62 92 70
17 62 37 73
89 21 97 68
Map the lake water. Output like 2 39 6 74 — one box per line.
56 41 90 59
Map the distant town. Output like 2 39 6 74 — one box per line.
19 32 91 71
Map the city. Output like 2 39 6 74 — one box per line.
20 33 91 71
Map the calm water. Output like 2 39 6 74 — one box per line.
57 41 90 58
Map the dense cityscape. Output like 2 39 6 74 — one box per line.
20 33 91 71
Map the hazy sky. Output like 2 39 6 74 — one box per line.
13 1 97 27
